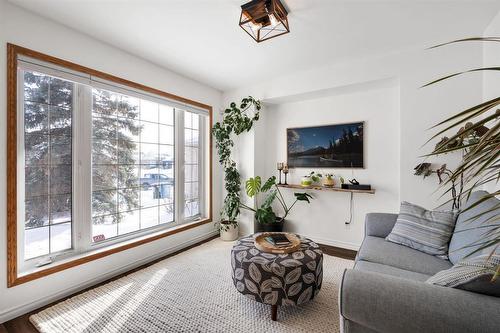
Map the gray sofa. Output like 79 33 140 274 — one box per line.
340 193 500 333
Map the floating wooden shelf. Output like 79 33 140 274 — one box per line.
277 184 375 194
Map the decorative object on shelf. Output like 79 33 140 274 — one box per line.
212 96 261 240
240 176 313 233
277 162 284 184
300 176 312 187
421 37 500 278
282 164 289 185
239 0 290 43
323 174 335 187
254 232 301 254
301 171 322 187
341 183 372 191
349 178 359 185
287 122 364 168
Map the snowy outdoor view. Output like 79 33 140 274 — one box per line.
23 70 201 260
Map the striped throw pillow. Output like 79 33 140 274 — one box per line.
426 255 500 297
386 202 457 259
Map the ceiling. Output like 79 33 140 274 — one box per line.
8 0 500 91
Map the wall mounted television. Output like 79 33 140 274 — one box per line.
287 122 364 168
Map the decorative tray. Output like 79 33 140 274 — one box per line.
254 232 301 254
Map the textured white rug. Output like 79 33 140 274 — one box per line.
30 239 353 333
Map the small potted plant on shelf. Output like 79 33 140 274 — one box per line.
240 176 313 233
323 173 335 187
301 171 322 187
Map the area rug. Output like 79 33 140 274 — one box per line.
30 239 353 333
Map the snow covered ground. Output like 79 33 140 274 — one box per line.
24 186 179 260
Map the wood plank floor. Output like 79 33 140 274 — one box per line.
3 237 356 333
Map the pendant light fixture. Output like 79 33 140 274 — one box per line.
239 0 290 43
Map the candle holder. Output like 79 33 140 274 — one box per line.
277 162 284 185
283 165 289 185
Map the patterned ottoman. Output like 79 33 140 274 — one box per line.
231 234 323 321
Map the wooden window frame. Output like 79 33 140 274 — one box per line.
7 44 213 287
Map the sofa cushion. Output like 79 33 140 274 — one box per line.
386 201 457 259
358 236 452 275
448 191 500 264
354 260 431 282
426 254 500 297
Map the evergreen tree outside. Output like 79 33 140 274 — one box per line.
23 71 141 230
91 88 142 224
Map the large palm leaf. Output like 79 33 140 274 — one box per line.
424 37 500 279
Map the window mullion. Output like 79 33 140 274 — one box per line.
199 117 206 218
17 68 28 271
174 109 185 224
73 85 93 252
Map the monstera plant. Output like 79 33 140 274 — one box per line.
240 176 313 232
212 97 261 238
422 37 499 279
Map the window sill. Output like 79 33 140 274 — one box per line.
10 218 212 287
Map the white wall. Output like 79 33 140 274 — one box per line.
224 40 484 249
482 11 500 194
250 82 400 249
483 10 500 101
0 0 222 322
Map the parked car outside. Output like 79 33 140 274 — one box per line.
139 173 173 190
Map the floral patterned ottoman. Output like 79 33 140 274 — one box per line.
230 234 324 321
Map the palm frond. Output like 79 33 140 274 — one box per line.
430 97 500 129
428 37 500 49
422 68 500 88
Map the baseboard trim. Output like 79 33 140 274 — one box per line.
304 235 360 251
0 230 219 323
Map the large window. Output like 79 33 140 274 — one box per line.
7 45 212 286
91 89 176 243
23 71 74 260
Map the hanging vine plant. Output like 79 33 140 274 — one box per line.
212 96 261 231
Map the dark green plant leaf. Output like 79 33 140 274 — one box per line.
255 207 276 224
262 190 277 209
262 176 276 192
295 192 313 203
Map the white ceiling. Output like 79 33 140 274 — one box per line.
8 0 500 91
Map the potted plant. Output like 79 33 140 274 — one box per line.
240 176 313 233
212 97 261 241
324 173 335 187
422 37 500 278
301 171 322 187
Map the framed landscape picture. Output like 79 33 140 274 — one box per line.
287 122 364 168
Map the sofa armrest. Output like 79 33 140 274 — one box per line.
340 269 500 333
364 213 398 238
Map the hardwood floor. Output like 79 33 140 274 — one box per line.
2 237 356 333
319 243 357 260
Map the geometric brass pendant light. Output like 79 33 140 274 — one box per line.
239 0 290 43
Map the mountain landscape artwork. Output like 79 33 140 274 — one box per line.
287 122 364 168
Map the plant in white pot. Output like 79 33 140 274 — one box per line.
212 97 261 241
